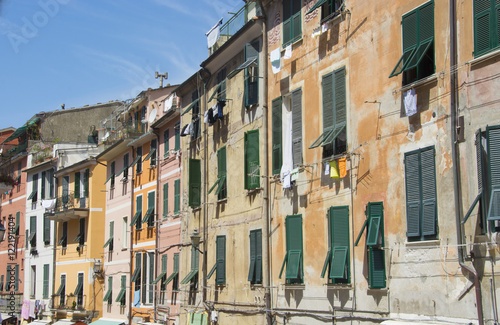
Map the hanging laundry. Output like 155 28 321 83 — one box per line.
21 300 29 320
282 171 291 189
270 48 281 74
28 300 36 318
290 168 300 182
284 44 292 59
280 104 293 190
329 160 340 178
338 157 347 178
206 18 223 48
404 88 417 117
207 108 215 125
164 95 174 112
180 123 191 137
217 100 225 119
134 290 141 307
204 110 210 124
324 162 330 175
191 120 199 138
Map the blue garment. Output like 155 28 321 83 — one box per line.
133 290 141 307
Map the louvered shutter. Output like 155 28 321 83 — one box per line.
216 236 226 285
255 229 262 283
292 0 302 41
248 231 256 282
272 97 282 175
367 202 384 246
43 213 50 245
149 252 154 303
148 191 155 227
41 171 46 200
43 264 49 298
334 68 346 126
322 73 334 131
330 206 349 282
189 159 201 207
75 171 80 198
84 169 89 197
292 89 302 167
174 179 180 214
405 151 421 237
487 126 500 220
245 131 260 189
474 0 493 56
244 41 259 106
368 247 386 288
163 183 168 218
402 10 418 54
136 196 142 229
421 147 437 236
283 0 292 45
218 147 227 199
286 215 302 281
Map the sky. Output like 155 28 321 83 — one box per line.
0 0 242 130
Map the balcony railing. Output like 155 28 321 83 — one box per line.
54 191 88 213
209 1 261 55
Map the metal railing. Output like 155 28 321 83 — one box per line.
54 191 88 213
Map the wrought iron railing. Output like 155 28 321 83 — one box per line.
54 191 88 213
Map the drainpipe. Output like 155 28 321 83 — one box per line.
152 129 160 322
129 147 135 325
449 0 483 323
255 2 272 324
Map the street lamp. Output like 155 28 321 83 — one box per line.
190 229 201 247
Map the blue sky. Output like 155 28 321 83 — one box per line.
0 0 242 129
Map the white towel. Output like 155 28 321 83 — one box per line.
280 105 293 190
404 89 417 117
204 110 209 124
284 44 292 59
270 48 281 74
41 199 56 209
164 95 174 112
206 18 223 48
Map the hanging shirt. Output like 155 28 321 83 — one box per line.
404 88 417 117
329 160 340 178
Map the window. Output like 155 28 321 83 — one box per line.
208 68 227 103
244 41 259 107
123 153 129 179
207 235 226 285
56 274 66 306
104 276 112 304
404 146 438 241
306 0 343 22
180 246 199 290
103 221 114 251
189 159 201 208
75 272 84 306
58 221 67 248
174 179 181 215
354 202 386 288
49 168 55 198
30 266 36 297
141 106 147 131
153 254 168 286
122 217 128 249
74 218 85 247
41 171 46 200
164 129 170 158
142 252 154 304
248 229 262 284
29 216 36 248
174 122 180 151
105 162 116 188
28 174 38 203
283 0 301 46
43 264 49 298
310 67 346 158
474 0 500 57
244 130 260 189
116 275 126 306
321 206 350 283
136 146 143 173
389 1 434 85
43 213 50 245
163 183 169 218
272 97 282 175
131 253 142 292
190 90 201 141
143 191 155 228
279 215 303 284
208 147 227 200
165 253 179 291
144 139 157 166
131 195 143 229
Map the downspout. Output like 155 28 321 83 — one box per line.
449 0 483 323
129 147 135 325
152 129 160 322
255 2 272 324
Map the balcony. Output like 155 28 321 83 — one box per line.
48 191 89 222
208 1 261 56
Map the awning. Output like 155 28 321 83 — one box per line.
89 320 125 325
2 126 27 144
181 98 200 116
309 122 346 149
227 58 257 79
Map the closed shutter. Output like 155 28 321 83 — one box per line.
147 191 155 227
75 172 80 199
322 73 334 131
163 183 168 218
216 236 226 285
487 126 500 220
245 131 260 189
272 97 282 175
174 122 180 151
174 179 180 214
283 0 292 45
474 0 494 56
43 213 50 245
164 129 169 158
292 0 302 40
43 264 49 298
292 89 302 167
149 252 154 303
286 215 302 282
248 231 256 282
330 206 349 282
136 196 142 229
405 151 421 237
421 147 437 236
218 147 227 199
30 216 36 247
14 265 19 292
49 169 54 198
41 171 46 200
402 10 418 55
84 169 89 197
476 130 488 228
189 159 201 207
368 247 386 288
255 229 262 283
334 68 346 126
162 255 167 272
367 202 384 246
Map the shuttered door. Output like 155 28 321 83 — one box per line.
189 159 201 207
421 147 437 236
292 89 302 167
216 236 226 285
245 131 260 189
405 151 421 237
272 97 282 175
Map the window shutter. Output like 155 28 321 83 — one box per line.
421 147 437 236
30 216 36 246
419 2 434 42
292 1 302 40
255 229 262 283
43 264 49 298
162 255 167 272
330 206 349 282
14 265 19 292
248 231 256 282
283 19 291 45
405 151 421 237
245 131 260 189
474 0 493 56
292 89 302 167
49 169 54 198
286 215 302 281
75 172 80 199
136 196 142 229
174 179 180 214
322 73 334 131
43 213 50 245
16 212 20 236
368 247 386 288
149 252 154 303
163 183 168 218
487 126 500 220
244 41 259 107
164 129 170 158
189 159 201 207
218 147 227 199
272 97 283 175
148 191 155 227
41 171 46 200
476 130 485 193
110 221 114 248
367 202 384 246
402 10 418 52
216 236 226 285
175 122 180 151
84 169 89 197
334 68 346 127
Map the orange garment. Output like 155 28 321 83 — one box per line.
338 157 347 178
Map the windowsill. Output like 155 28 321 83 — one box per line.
405 239 440 248
217 198 227 204
246 187 262 194
282 37 303 50
283 283 305 290
320 11 344 25
191 206 202 212
325 283 352 288
469 47 500 66
398 73 439 93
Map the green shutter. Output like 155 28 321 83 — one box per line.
189 159 201 207
487 126 500 220
292 88 302 167
248 231 256 282
14 265 19 292
330 206 349 282
30 216 36 247
104 276 112 303
15 212 19 235
366 202 384 246
285 215 303 282
245 131 260 189
474 0 494 56
322 73 334 130
147 191 155 227
283 0 301 45
421 147 437 236
149 252 154 303
476 130 488 229
84 169 89 197
162 255 168 272
175 122 180 151
330 246 348 278
216 236 226 285
75 172 80 198
244 40 259 107
136 196 142 229
217 147 227 199
405 151 421 237
44 212 50 245
272 97 282 175
163 183 169 218
334 68 346 126
164 129 170 158
43 264 49 298
368 247 386 288
49 169 54 198
41 171 46 200
292 0 302 41
174 179 181 214
255 229 262 283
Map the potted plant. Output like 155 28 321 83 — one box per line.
0 174 17 191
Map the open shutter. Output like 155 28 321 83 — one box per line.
421 147 437 236
218 147 227 199
405 151 421 237
41 171 46 200
367 202 384 246
245 131 260 189
163 183 168 218
189 159 201 207
164 129 170 158
272 97 282 175
255 229 262 283
487 126 500 220
334 68 346 127
216 236 226 285
43 264 49 298
474 0 493 56
292 89 302 167
323 73 334 131
248 231 256 282
368 247 386 288
44 212 50 244
75 172 80 199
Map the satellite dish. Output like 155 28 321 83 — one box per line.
148 108 157 123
